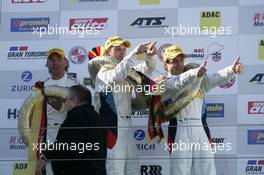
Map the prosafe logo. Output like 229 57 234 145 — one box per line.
200 11 221 31
206 103 224 118
10 17 49 32
11 0 46 3
134 129 145 141
7 46 47 60
139 0 160 5
253 12 264 27
248 130 264 145
68 46 87 64
130 17 168 29
246 160 264 174
249 73 264 85
258 39 264 60
13 162 28 175
248 101 264 114
140 165 162 175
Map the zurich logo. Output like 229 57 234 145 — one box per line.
21 71 32 82
134 129 145 141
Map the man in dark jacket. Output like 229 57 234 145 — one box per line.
44 85 107 175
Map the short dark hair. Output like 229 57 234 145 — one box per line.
69 85 91 104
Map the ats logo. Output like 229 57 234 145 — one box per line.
206 103 224 118
249 73 264 85
248 130 264 145
140 165 162 175
200 11 221 31
157 43 172 61
253 13 264 27
12 0 46 3
248 101 264 114
68 46 87 64
7 46 47 60
10 17 49 32
187 48 205 60
258 39 264 60
9 136 27 150
69 18 108 31
246 160 264 174
130 17 168 29
219 77 235 89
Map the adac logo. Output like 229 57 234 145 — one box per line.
258 39 264 60
219 77 235 89
140 165 162 175
13 162 28 175
200 11 221 31
207 42 224 62
248 130 264 145
253 13 264 27
10 17 49 32
69 18 108 31
69 46 87 64
187 48 205 60
248 101 264 114
206 103 224 118
7 108 20 120
12 0 46 3
246 160 264 174
7 46 47 60
249 73 264 85
134 129 145 141
21 71 32 82
9 136 27 150
130 17 168 29
157 43 172 61
139 0 160 5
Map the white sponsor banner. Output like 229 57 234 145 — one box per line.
0 99 24 129
2 0 59 12
119 0 178 9
237 155 264 175
237 94 264 124
60 10 118 40
0 41 59 70
209 126 237 155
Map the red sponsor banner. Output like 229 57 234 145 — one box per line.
69 18 108 31
248 101 264 114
